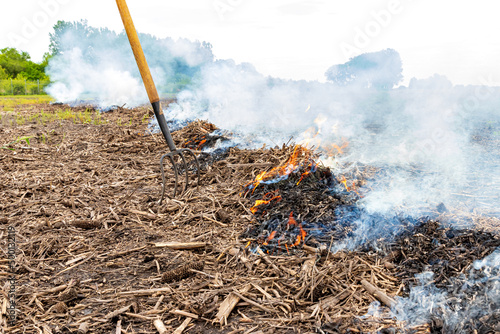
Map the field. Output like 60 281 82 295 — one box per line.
1 100 499 334
0 96 55 111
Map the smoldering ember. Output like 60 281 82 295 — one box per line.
1 23 500 334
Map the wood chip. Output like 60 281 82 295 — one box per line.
215 284 251 325
361 280 395 307
173 317 192 334
153 319 168 334
153 242 207 250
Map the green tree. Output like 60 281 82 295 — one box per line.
0 48 49 80
0 47 30 78
20 62 48 80
0 66 8 79
49 20 72 55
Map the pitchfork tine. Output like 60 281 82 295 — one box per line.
159 150 200 204
159 153 178 202
181 148 201 189
179 152 190 194
117 0 201 203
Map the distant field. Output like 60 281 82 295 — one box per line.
0 95 55 111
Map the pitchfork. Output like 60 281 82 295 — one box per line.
116 0 200 203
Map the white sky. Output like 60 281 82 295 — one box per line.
1 0 499 86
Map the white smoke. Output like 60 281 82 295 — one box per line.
46 21 213 107
47 22 499 227
47 47 145 106
168 57 499 222
391 250 500 331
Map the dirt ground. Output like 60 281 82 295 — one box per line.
1 102 498 334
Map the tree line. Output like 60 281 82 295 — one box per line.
0 48 51 81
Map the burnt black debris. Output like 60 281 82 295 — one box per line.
383 220 500 291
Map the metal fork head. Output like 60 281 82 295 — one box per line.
159 148 200 204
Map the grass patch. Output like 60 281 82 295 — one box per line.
0 95 55 110
1 135 35 150
32 108 106 125
1 108 106 127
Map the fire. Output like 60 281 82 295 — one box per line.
338 175 360 195
297 169 313 185
244 145 317 193
248 171 268 193
293 223 307 247
250 191 282 214
197 139 207 149
339 175 348 190
325 139 349 156
287 212 307 247
300 126 321 148
183 134 209 150
289 212 307 247
262 230 277 246
254 212 308 251
287 211 297 226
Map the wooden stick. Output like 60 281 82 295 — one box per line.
231 291 275 314
242 325 259 334
154 295 165 310
55 253 95 276
129 209 158 220
12 156 36 161
302 244 319 253
117 287 172 296
153 319 168 334
226 163 275 168
76 322 90 334
153 242 207 250
256 247 296 276
173 317 192 334
115 319 122 334
171 310 199 319
201 214 227 227
124 312 156 320
214 284 251 325
104 246 147 259
361 279 395 307
105 304 132 319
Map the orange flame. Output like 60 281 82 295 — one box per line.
338 176 360 195
293 223 307 247
297 170 311 185
197 139 207 149
325 140 349 156
287 212 307 247
263 230 277 246
287 211 297 227
339 175 349 191
250 193 281 214
256 212 308 250
244 145 316 193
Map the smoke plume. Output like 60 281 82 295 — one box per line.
47 22 499 234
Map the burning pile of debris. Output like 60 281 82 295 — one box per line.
177 120 226 151
240 144 347 253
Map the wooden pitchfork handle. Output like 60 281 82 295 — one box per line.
115 0 177 152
